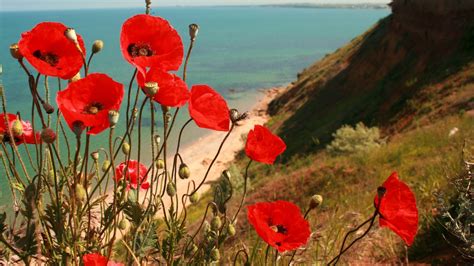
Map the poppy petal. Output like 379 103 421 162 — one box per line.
245 125 286 164
189 85 230 131
375 172 419 246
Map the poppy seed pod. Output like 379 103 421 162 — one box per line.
75 184 87 202
179 163 190 179
108 110 120 127
102 160 111 172
155 159 165 169
71 120 85 137
9 43 23 59
166 182 176 197
309 194 323 209
377 186 387 199
229 108 240 123
92 40 104 54
210 248 220 262
42 102 55 114
189 193 199 204
189 24 199 41
90 151 99 161
40 127 57 144
143 81 159 96
122 142 130 155
211 216 222 231
64 28 78 44
11 120 23 137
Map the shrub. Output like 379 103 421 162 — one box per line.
326 122 384 155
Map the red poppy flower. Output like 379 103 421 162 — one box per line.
247 200 311 253
189 85 230 131
115 160 150 190
374 172 418 246
18 22 85 79
245 125 286 164
0 113 40 145
57 73 124 135
120 14 183 73
83 253 123 266
137 67 189 107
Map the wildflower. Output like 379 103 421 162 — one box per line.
0 113 40 145
136 67 189 107
247 200 310 253
82 253 123 266
189 85 230 131
115 160 150 190
120 14 183 73
57 73 124 135
245 125 286 164
374 172 418 246
18 22 85 79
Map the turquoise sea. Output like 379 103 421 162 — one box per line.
0 7 389 203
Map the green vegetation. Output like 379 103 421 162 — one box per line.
326 123 384 155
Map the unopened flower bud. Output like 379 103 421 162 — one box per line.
75 184 87 202
92 40 104 54
143 82 159 96
210 247 220 262
179 163 190 179
309 194 323 209
189 24 199 41
122 142 130 155
41 127 56 144
102 160 111 172
211 216 222 231
222 170 231 180
108 110 119 127
90 151 99 161
11 120 23 137
69 72 81 83
227 223 236 236
229 109 239 123
64 28 78 43
189 193 199 204
118 219 129 230
9 43 22 59
155 159 165 169
154 135 161 146
42 102 55 114
72 121 85 137
166 182 176 197
203 221 211 234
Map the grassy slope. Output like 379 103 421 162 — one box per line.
186 4 474 264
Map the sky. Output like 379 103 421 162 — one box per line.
1 0 391 11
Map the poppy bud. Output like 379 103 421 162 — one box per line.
166 182 176 197
41 127 56 144
75 184 87 202
48 169 56 184
211 216 222 231
179 163 190 179
108 110 120 127
69 72 81 83
72 120 85 137
11 120 23 137
189 24 199 41
42 102 55 114
229 108 240 123
227 223 236 236
102 160 111 172
143 82 159 96
309 194 323 209
155 159 165 169
92 40 104 54
90 151 99 161
222 170 231 180
210 247 220 262
189 193 199 204
122 142 130 155
64 28 78 44
377 186 387 199
118 219 129 230
154 135 161 146
9 43 23 60
203 221 211 234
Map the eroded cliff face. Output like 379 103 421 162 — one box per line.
268 0 474 158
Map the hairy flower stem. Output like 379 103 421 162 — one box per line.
232 159 253 223
125 69 138 128
288 207 314 264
